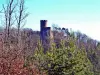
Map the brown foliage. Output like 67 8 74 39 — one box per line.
0 28 43 75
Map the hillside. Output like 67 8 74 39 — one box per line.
0 26 100 74
0 0 100 74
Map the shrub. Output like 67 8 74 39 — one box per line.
28 40 94 75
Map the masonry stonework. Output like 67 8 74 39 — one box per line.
40 20 53 52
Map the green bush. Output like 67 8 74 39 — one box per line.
28 39 94 75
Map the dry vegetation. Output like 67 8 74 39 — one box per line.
0 0 41 74
0 0 100 75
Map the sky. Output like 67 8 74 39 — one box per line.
0 0 100 41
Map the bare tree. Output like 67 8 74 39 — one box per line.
2 0 16 38
15 0 29 36
0 0 29 74
1 0 28 40
14 0 29 54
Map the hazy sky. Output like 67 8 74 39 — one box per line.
0 0 100 41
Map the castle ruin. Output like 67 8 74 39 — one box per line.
40 20 53 51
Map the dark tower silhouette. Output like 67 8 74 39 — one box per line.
40 20 52 40
40 20 53 52
40 20 47 31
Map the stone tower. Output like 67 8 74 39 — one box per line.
40 20 53 51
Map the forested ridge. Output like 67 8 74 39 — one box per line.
0 26 100 75
0 0 100 75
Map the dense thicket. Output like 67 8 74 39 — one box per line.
0 25 100 74
0 24 100 74
0 0 100 74
32 40 93 75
